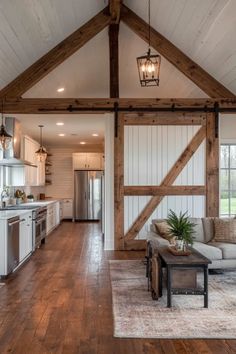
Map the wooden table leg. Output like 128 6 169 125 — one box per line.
204 265 208 308
167 265 172 308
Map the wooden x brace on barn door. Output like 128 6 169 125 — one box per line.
114 112 219 250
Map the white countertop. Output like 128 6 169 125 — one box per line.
22 200 58 206
0 210 33 220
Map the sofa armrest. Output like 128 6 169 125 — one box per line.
147 231 170 249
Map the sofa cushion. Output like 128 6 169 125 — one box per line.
193 241 222 260
189 218 205 243
213 218 236 244
153 221 174 242
210 242 236 259
202 217 215 243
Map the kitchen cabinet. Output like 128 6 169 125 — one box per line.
72 153 103 170
19 211 32 262
46 201 60 235
62 199 73 219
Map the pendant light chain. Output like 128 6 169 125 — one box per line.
148 0 151 50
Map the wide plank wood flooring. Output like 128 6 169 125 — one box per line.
0 221 236 354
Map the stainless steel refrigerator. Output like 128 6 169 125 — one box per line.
74 170 103 220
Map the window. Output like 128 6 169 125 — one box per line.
220 144 236 217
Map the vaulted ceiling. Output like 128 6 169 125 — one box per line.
0 0 236 98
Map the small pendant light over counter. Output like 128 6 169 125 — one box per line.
35 125 47 162
0 101 12 150
136 0 161 87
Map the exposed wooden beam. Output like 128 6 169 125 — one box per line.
124 125 206 241
109 24 119 98
124 240 146 251
109 0 122 23
124 113 206 126
3 97 236 114
124 185 206 196
0 7 111 99
121 5 235 98
206 113 219 216
114 113 125 250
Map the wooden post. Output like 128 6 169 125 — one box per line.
109 24 119 98
114 113 124 250
206 113 219 216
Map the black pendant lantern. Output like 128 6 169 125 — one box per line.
35 125 47 162
0 101 12 151
137 0 161 87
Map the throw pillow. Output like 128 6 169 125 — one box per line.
213 218 236 244
154 221 175 243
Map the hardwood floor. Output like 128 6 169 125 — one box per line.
0 221 235 354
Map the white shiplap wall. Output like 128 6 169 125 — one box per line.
124 125 205 238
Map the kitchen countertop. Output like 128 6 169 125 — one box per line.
0 209 33 220
22 200 58 206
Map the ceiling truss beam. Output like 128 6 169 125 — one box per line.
3 98 236 114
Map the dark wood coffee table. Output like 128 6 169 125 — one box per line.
157 246 212 308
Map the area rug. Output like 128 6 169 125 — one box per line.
109 260 236 339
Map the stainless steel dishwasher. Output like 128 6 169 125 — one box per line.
7 216 20 274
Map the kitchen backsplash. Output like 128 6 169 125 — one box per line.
7 185 45 201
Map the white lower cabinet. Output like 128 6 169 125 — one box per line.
46 202 60 235
19 211 33 262
62 199 73 219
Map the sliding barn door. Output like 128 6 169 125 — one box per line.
114 112 219 250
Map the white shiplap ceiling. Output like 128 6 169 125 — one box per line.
1 0 236 144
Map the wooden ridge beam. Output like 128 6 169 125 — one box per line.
124 185 206 196
0 7 111 99
124 125 206 241
3 97 236 114
109 0 122 23
121 5 235 98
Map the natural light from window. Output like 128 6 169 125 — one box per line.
220 144 236 217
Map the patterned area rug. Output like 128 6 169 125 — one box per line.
109 260 236 339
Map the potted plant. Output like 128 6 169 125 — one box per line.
14 189 23 205
166 210 195 251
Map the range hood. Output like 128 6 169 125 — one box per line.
0 117 37 167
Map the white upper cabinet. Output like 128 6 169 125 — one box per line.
72 153 104 170
23 136 38 165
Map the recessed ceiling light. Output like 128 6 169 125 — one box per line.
92 133 99 137
56 122 64 126
57 87 64 92
80 141 86 145
58 133 65 137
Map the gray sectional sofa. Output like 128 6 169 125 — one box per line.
147 217 236 269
